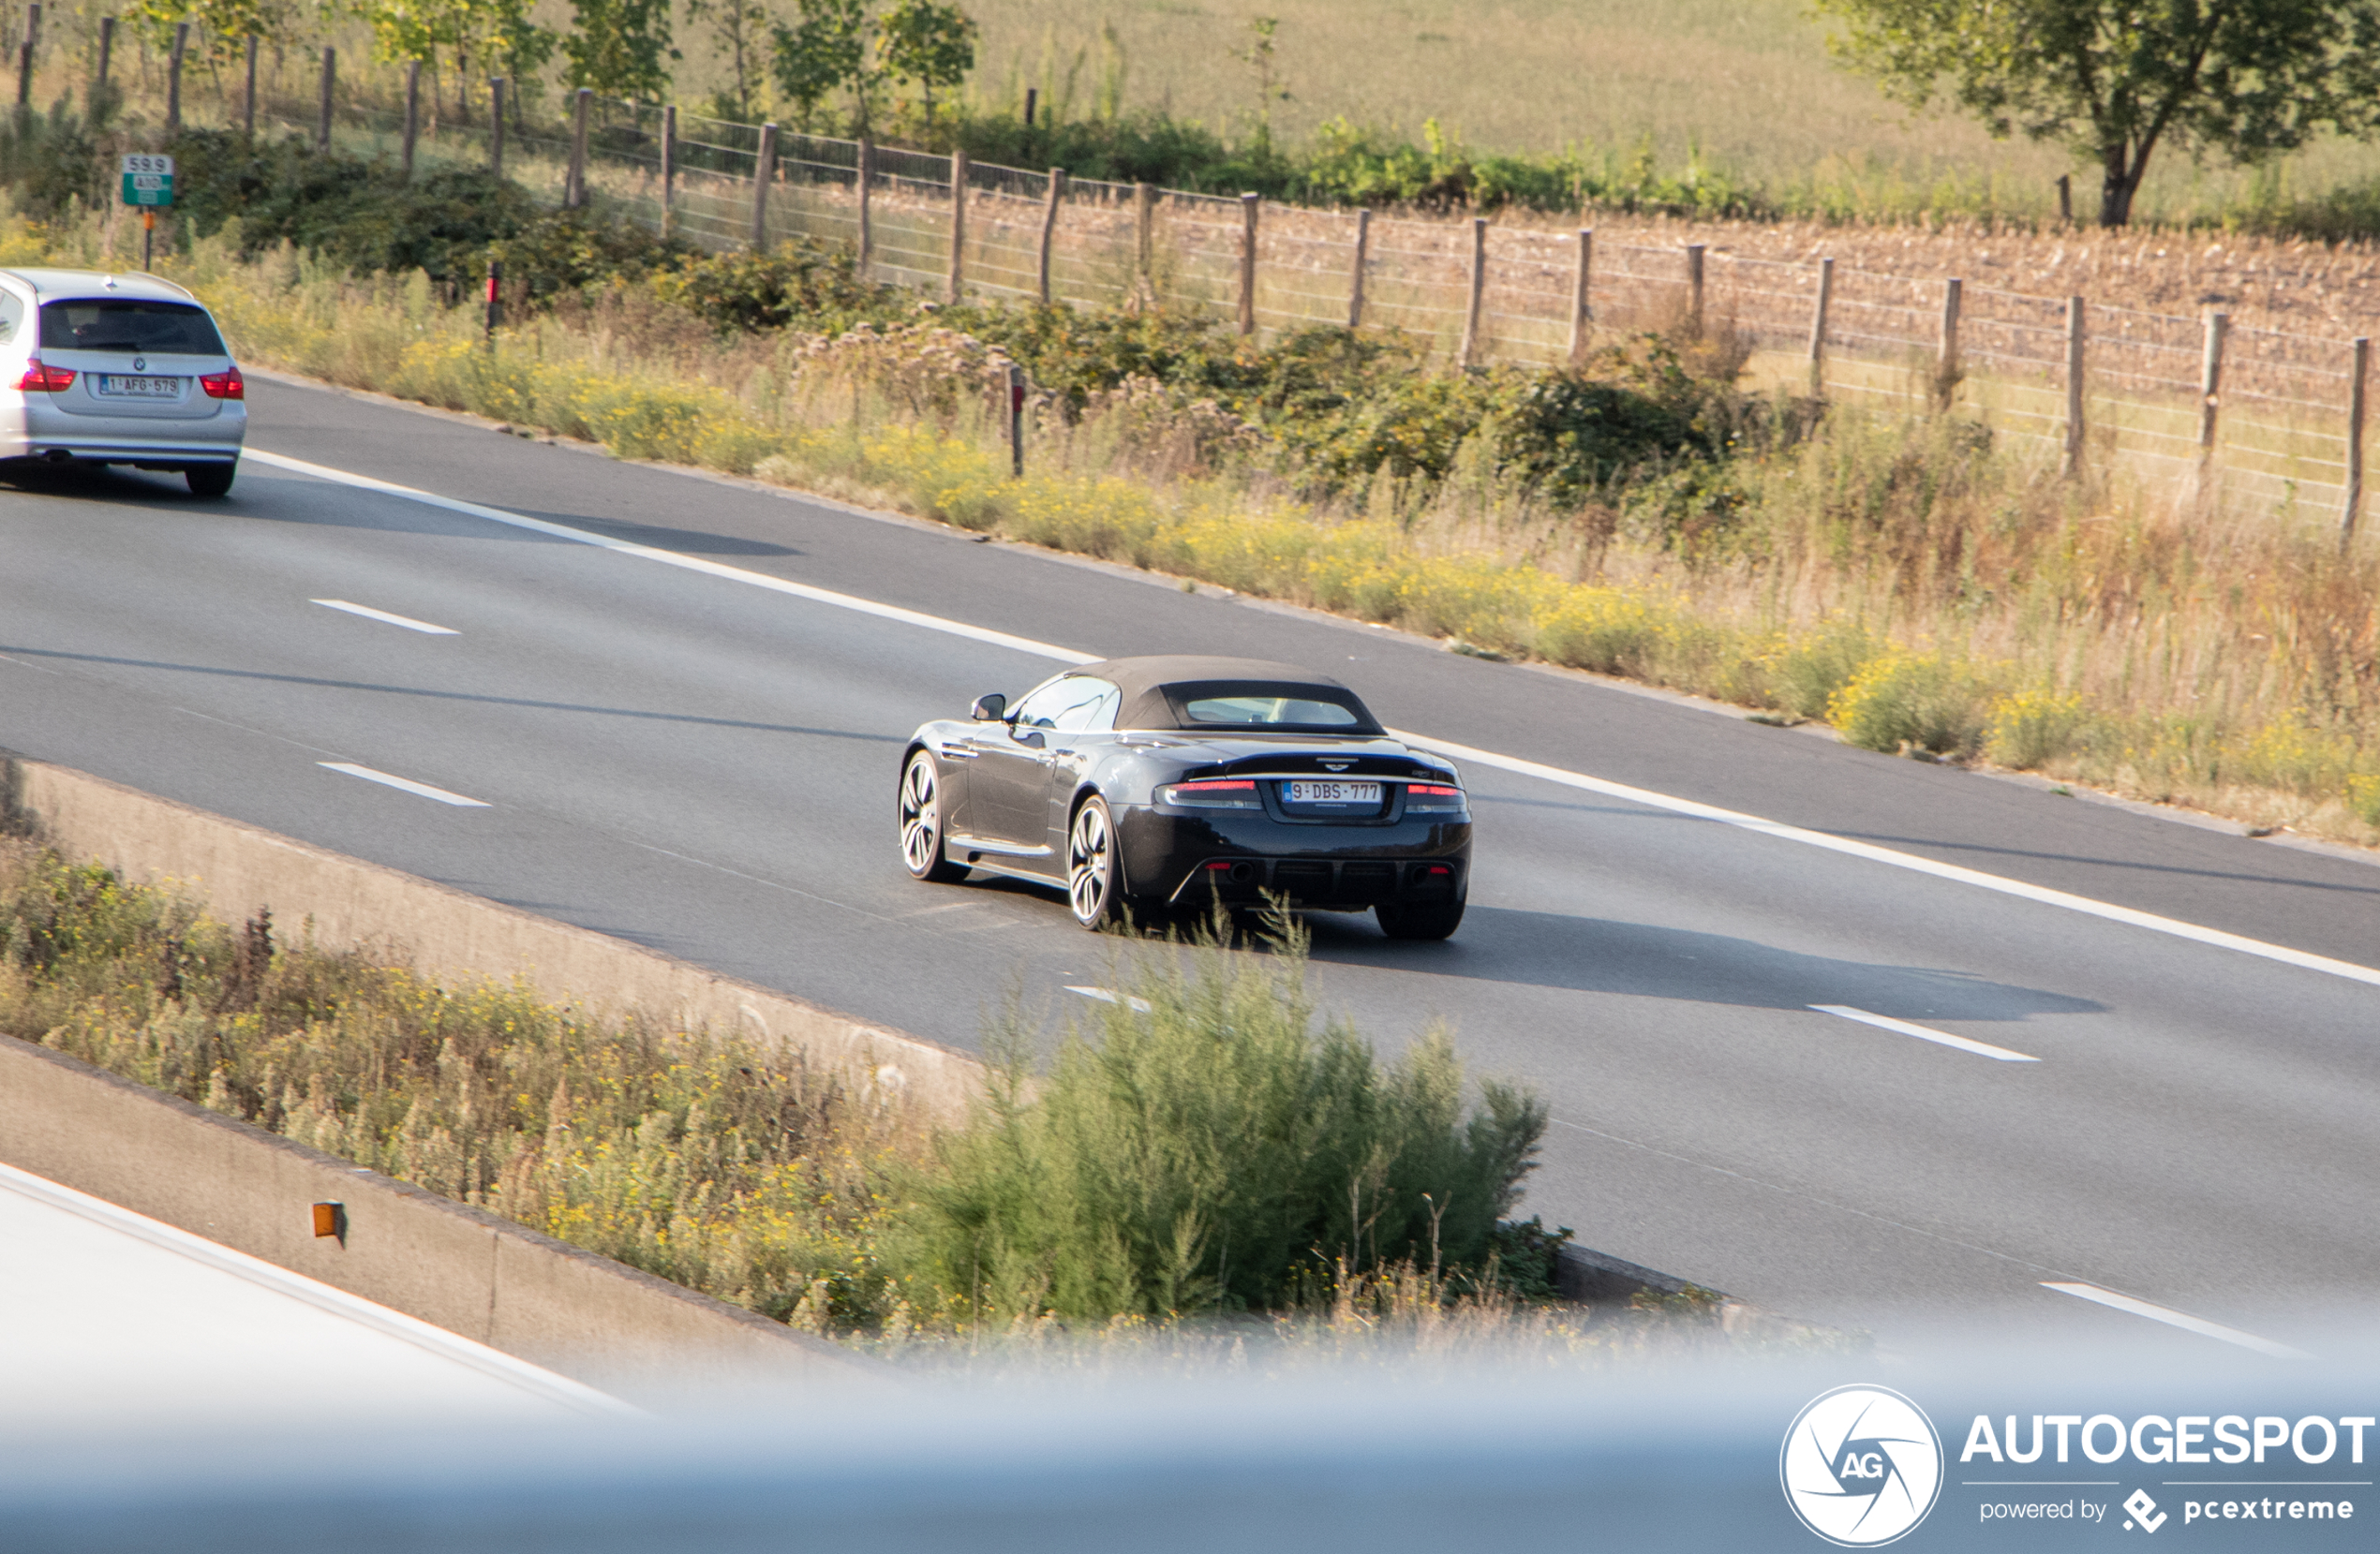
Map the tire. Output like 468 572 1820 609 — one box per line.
1376 895 1465 940
186 463 236 498
898 750 968 883
1067 795 1130 930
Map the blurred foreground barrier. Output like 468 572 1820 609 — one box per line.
1 1354 2370 1551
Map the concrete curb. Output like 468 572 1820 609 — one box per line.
2 751 983 1123
0 1034 880 1403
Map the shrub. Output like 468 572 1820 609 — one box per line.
1763 623 1882 722
913 923 1548 1321
1987 688 2090 769
1828 651 1998 758
652 239 897 333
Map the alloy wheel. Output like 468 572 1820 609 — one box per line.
900 754 947 878
1069 799 1115 927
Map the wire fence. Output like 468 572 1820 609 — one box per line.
163 67 2373 529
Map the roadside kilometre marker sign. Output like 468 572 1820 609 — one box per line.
120 154 174 208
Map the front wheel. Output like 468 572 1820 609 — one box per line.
1067 796 1130 930
1376 895 1465 940
186 462 236 498
898 750 969 883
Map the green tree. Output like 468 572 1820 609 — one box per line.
687 0 769 122
770 0 873 131
563 0 678 100
125 0 297 65
875 0 974 130
1815 0 2380 226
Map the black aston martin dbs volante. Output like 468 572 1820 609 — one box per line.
897 656 1472 938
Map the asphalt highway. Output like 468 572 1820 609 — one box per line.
7 375 2379 1350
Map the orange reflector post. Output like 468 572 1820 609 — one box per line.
312 1202 344 1238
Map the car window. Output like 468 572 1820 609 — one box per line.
1011 676 1118 733
1183 694 1362 727
38 299 228 356
0 291 22 345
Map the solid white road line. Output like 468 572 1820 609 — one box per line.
253 448 2380 993
1809 1004 2041 1063
2040 1280 2313 1359
1066 985 1154 1014
310 598 459 634
1395 729 2380 993
252 451 1093 667
319 762 490 807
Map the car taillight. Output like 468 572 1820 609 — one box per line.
1159 779 1261 809
200 365 244 400
1405 782 1467 811
16 359 74 392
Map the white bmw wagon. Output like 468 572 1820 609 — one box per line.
0 268 246 496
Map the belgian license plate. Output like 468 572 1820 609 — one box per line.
1286 780 1380 805
96 375 181 398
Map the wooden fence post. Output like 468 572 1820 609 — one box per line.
1686 243 1705 337
17 3 38 109
2063 295 2087 481
488 79 505 179
93 14 109 98
2057 174 2073 224
2345 336 2370 552
947 147 968 303
1457 215 1486 368
1238 191 1259 336
166 22 186 135
566 87 591 208
659 104 677 237
316 46 335 150
1037 168 1064 304
1807 257 1834 397
1007 362 1027 478
2194 310 2227 499
1568 228 1593 367
751 121 777 249
1346 207 1370 330
245 35 260 139
400 58 419 177
1134 182 1155 306
856 136 874 279
1934 276 1963 412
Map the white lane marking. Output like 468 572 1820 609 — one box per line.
252 451 1093 667
2040 1281 2313 1359
254 449 2380 992
1809 1004 2041 1063
1067 984 1153 1013
1394 730 2380 992
319 762 490 807
310 598 459 634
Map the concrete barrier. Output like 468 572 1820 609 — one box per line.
0 1034 879 1401
2 753 982 1122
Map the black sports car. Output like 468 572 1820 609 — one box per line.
897 656 1472 938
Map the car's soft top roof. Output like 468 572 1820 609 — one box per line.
1065 655 1383 733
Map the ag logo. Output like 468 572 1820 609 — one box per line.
1780 1384 1944 1546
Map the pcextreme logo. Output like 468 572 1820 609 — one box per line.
1782 1384 1947 1547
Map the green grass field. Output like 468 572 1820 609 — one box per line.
949 0 2380 223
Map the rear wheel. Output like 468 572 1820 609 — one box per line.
186 463 236 498
1376 895 1465 940
1067 796 1130 930
898 750 968 883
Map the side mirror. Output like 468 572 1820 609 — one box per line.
971 693 1007 721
